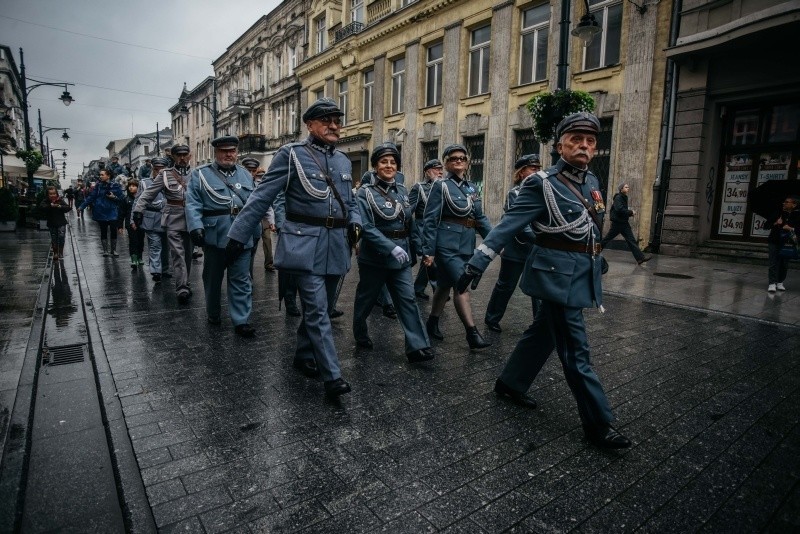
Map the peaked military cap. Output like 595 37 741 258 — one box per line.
423 159 443 171
150 156 170 167
441 144 468 159
514 154 541 170
241 157 260 170
171 144 190 155
211 135 239 148
555 112 601 139
370 142 401 167
302 97 344 122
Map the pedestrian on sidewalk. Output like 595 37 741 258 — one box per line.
64 186 75 208
186 136 259 338
767 196 800 292
226 98 362 397
74 181 86 219
600 183 651 265
39 185 71 261
352 143 434 363
456 112 631 449
78 169 123 257
483 154 541 333
121 179 145 268
409 159 444 300
421 144 493 350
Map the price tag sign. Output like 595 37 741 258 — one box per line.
718 154 752 236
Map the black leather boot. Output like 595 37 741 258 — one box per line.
466 326 491 349
426 316 444 340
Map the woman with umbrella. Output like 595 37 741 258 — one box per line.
766 196 800 292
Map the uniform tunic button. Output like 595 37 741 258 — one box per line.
297 231 301 234
568 209 573 213
550 266 555 271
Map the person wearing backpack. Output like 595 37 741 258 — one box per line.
600 183 651 264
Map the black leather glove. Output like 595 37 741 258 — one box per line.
456 264 482 294
190 229 205 247
132 212 143 227
347 223 362 247
225 238 246 266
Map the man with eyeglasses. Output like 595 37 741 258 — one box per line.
226 98 362 398
456 112 631 449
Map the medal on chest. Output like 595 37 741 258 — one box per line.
591 190 605 213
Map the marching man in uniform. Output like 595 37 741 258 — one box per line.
226 98 362 397
133 144 194 303
185 136 259 337
457 112 631 449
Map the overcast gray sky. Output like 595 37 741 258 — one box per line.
1 0 280 187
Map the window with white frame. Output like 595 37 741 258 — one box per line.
351 0 364 23
363 69 374 121
273 102 283 137
425 42 443 107
256 63 264 89
583 0 622 70
391 57 405 114
289 46 297 74
313 88 325 101
468 25 491 97
288 100 296 131
315 14 327 53
520 3 549 84
338 79 349 126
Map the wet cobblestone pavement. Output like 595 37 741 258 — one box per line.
33 217 800 531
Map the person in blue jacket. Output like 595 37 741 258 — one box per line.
353 143 434 363
185 136 260 338
456 112 631 449
483 154 541 333
78 168 123 257
225 98 362 397
421 144 492 349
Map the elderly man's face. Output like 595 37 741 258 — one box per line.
557 132 597 168
173 153 191 167
306 115 342 144
426 167 444 180
215 146 238 167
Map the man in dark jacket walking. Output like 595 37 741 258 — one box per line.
600 183 651 264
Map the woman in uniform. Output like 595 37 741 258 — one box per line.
421 144 492 349
483 154 541 332
353 143 434 363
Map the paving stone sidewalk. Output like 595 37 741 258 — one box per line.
68 216 800 532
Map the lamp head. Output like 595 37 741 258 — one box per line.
571 13 602 46
60 89 74 106
61 131 69 142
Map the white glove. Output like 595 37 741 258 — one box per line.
390 246 409 263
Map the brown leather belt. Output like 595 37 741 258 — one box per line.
167 199 185 206
537 235 601 255
381 229 410 239
442 216 478 229
286 212 347 228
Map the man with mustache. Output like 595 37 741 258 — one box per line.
457 112 631 449
225 98 362 397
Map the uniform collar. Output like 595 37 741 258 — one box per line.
446 171 466 185
213 162 236 176
375 178 396 192
175 165 190 176
556 159 587 184
307 135 335 156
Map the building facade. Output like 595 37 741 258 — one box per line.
171 77 216 166
0 45 26 188
295 0 672 229
658 0 800 257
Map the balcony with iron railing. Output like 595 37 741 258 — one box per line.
334 21 365 43
238 133 266 153
367 0 392 24
227 89 251 114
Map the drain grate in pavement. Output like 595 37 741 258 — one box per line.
653 272 694 279
42 343 87 366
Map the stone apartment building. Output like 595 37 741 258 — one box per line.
171 0 311 171
295 0 673 231
657 0 800 258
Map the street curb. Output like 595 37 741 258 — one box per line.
71 228 157 533
0 246 51 532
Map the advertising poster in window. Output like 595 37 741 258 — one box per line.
751 152 791 237
718 154 752 235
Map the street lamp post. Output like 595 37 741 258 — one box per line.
18 47 75 195
48 148 67 168
135 122 161 156
179 79 218 138
38 109 70 150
